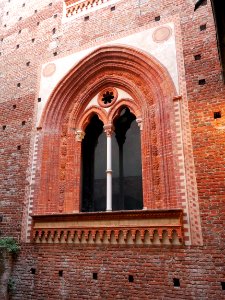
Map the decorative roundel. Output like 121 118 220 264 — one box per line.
97 87 118 108
42 63 56 77
152 26 172 43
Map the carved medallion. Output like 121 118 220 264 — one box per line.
42 63 56 77
152 26 172 43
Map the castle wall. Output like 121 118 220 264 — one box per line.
0 0 225 298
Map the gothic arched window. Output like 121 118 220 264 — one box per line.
81 107 143 212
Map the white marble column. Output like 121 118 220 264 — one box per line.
104 124 114 211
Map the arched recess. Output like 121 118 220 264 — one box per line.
34 45 180 216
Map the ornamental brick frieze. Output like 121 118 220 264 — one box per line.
64 0 117 18
32 209 184 245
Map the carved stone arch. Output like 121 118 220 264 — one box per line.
33 44 184 235
76 106 108 131
108 98 142 125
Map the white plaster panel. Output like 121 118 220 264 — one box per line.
37 23 178 126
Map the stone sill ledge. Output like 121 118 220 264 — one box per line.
32 209 184 245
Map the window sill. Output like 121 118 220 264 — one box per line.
32 209 184 245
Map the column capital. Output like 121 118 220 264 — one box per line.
75 129 85 142
136 117 143 131
104 124 114 137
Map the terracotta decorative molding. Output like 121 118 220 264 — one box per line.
65 0 115 18
32 209 184 245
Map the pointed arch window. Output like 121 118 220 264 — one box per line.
81 107 143 212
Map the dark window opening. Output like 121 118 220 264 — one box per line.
93 273 98 280
200 24 206 31
112 108 143 211
59 270 63 277
194 54 201 60
30 268 36 274
13 104 16 109
111 6 115 11
214 111 221 119
81 108 143 212
129 275 134 282
211 0 225 79
84 16 89 21
221 282 225 290
173 278 180 287
198 79 206 85
82 115 106 212
155 16 160 21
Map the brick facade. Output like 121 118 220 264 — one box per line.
0 0 225 298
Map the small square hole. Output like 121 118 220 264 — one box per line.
17 145 21 150
53 52 57 56
22 121 26 126
221 282 225 290
155 16 160 21
31 268 36 274
13 104 16 109
18 30 22 34
16 44 19 49
34 9 37 13
59 270 63 277
128 275 134 282
17 83 21 87
93 273 98 280
6 12 9 15
0 215 3 222
214 111 221 119
2 125 6 130
52 28 56 34
54 14 57 18
194 54 201 60
198 79 206 85
19 17 22 21
32 38 35 43
49 2 52 6
4 24 7 28
26 61 30 66
200 24 206 31
111 6 115 11
84 16 89 21
22 3 25 7
38 98 41 102
37 22 40 26
173 278 180 287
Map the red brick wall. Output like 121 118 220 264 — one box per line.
1 0 225 298
11 244 225 299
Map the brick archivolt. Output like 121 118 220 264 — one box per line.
30 45 201 245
